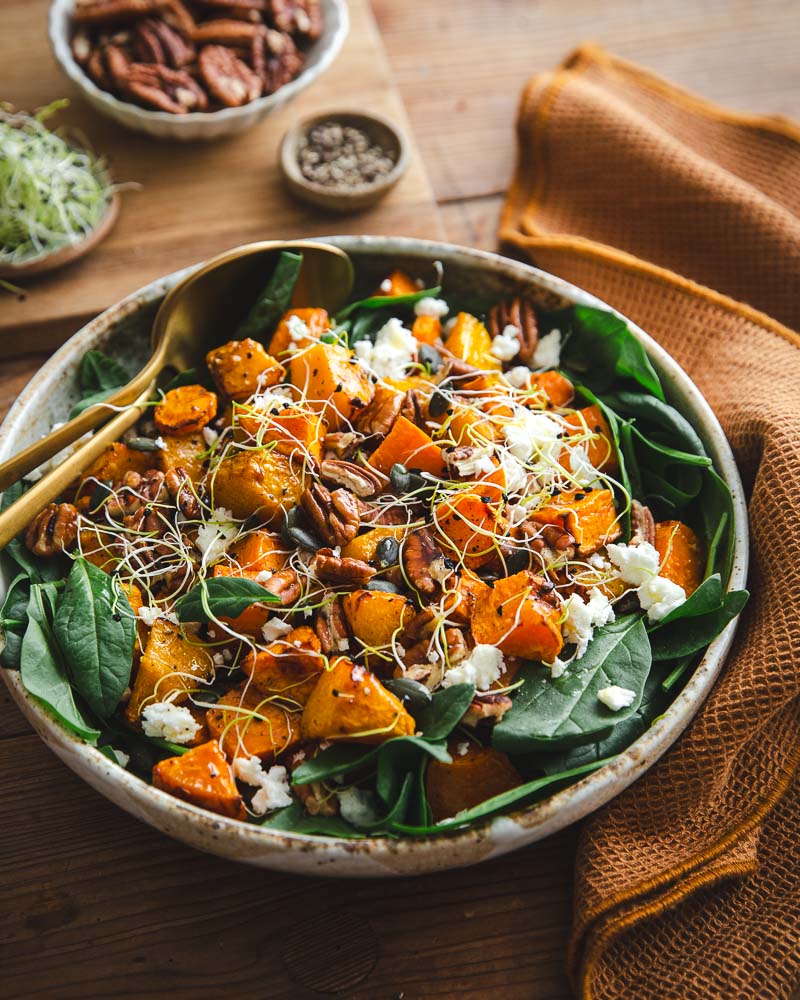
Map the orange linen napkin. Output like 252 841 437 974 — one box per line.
500 43 800 1000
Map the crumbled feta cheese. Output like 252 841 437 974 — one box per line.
414 296 449 318
142 702 201 744
338 786 381 827
490 325 521 362
503 407 563 470
153 436 166 450
456 741 470 757
505 502 530 527
561 588 616 659
597 685 636 711
255 569 273 584
337 637 350 652
202 426 219 447
194 507 238 564
354 317 418 381
588 553 610 570
568 444 601 487
497 450 528 494
234 757 293 815
442 644 505 691
638 575 686 622
549 657 568 679
351 664 366 682
427 649 440 663
286 313 310 343
506 365 533 389
453 445 496 478
213 652 226 667
607 541 661 586
380 278 392 293
251 387 294 413
532 328 562 369
137 605 179 627
261 618 292 642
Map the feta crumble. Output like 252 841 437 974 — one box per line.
338 786 381 827
561 588 616 659
607 541 687 622
490 324 521 362
568 444 601 487
286 313 310 343
194 507 238 564
456 741 470 757
453 444 496 478
442 644 505 691
261 618 293 642
202 426 219 447
354 317 418 381
503 408 563 485
506 365 533 390
637 575 687 622
498 450 528 494
233 757 293 815
532 328 562 369
414 296 449 318
597 685 636 711
137 605 179 627
141 702 201 744
255 569 273 584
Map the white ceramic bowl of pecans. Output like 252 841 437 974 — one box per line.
49 0 349 141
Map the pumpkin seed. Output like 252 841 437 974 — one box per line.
366 579 402 594
281 508 320 551
289 525 321 552
428 389 450 418
88 479 113 514
419 344 443 374
375 537 399 568
127 436 164 452
384 677 433 714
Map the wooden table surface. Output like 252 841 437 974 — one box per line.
2 2 799 998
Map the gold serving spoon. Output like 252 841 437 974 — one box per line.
0 239 354 550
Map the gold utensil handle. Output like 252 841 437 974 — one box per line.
0 393 149 551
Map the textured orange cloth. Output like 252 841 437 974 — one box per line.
500 44 800 999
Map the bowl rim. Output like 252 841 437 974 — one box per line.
0 236 749 872
48 0 349 126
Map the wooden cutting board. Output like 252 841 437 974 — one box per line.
0 0 443 356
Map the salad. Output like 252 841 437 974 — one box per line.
0 252 748 837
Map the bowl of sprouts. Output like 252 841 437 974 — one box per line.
0 237 748 876
0 101 119 283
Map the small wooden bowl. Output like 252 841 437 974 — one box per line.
0 191 120 281
279 110 409 213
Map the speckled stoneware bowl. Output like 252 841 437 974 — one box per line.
0 237 748 877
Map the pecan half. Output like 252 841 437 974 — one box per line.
73 0 169 23
463 693 513 728
487 297 538 366
87 46 111 87
323 431 364 460
354 384 403 436
444 627 467 664
399 388 425 426
165 466 199 517
263 568 301 605
311 549 376 585
105 43 133 89
319 460 381 499
194 0 267 8
630 500 656 547
519 520 576 562
301 483 360 547
192 18 261 46
140 18 195 66
198 44 262 106
314 597 350 655
24 503 79 557
161 0 197 36
402 528 451 595
127 62 208 112
266 0 322 41
252 28 302 93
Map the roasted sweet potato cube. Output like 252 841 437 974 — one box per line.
470 570 564 661
236 404 325 463
206 338 284 401
655 520 704 596
84 442 153 485
342 590 412 651
301 658 415 744
426 743 522 822
562 404 618 474
444 312 501 371
527 487 621 556
368 415 446 477
126 619 214 723
434 492 504 569
341 525 408 563
152 740 245 820
528 370 574 408
376 270 418 296
158 432 207 484
412 315 442 345
242 627 324 706
154 385 218 437
288 342 374 432
209 448 303 523
267 307 329 358
442 567 491 626
206 685 302 761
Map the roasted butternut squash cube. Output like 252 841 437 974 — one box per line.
126 619 214 723
210 448 303 524
236 404 325 463
562 404 619 474
206 685 302 761
436 401 500 447
528 370 574 408
158 432 207 484
655 520 704 596
426 743 522 822
527 488 621 556
368 415 446 477
267 307 329 358
375 270 418 296
470 570 563 661
444 312 501 371
213 530 287 579
206 338 284 401
242 627 324 706
341 525 408 564
84 442 153 485
434 492 504 569
301 658 415 744
342 590 412 651
154 385 218 437
79 524 120 573
412 314 442 345
288 342 374 432
152 740 245 820
442 567 491 626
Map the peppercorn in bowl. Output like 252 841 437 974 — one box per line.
49 0 349 140
0 237 748 875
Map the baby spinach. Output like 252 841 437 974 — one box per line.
414 683 475 740
69 349 129 419
293 735 451 787
235 250 303 341
261 799 366 838
601 390 707 458
335 283 442 323
0 572 30 669
52 558 135 720
649 590 749 661
493 616 652 752
175 576 281 624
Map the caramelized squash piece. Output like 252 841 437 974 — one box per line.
210 448 303 523
562 404 618 474
527 488 621 556
341 525 408 564
153 740 245 820
154 385 218 437
444 312 501 371
369 415 446 477
412 314 442 345
470 570 563 661
206 338 284 401
84 442 153 484
655 520 704 596
236 404 325 463
434 493 504 569
242 627 324 706
442 567 491 626
126 619 214 723
301 658 415 744
206 685 302 761
376 270 418 296
158 432 207 484
288 342 374 431
528 371 574 408
210 531 288 633
267 307 329 358
342 590 412 651
426 742 523 822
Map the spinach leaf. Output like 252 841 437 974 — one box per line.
235 250 303 341
20 583 100 743
649 590 749 661
493 615 652 752
0 572 32 669
698 467 737 581
414 683 475 740
345 306 393 346
651 574 724 626
261 799 366 838
52 558 135 719
175 576 281 623
336 284 442 323
661 653 699 693
292 736 451 786
601 391 707 458
562 306 664 400
69 350 129 419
